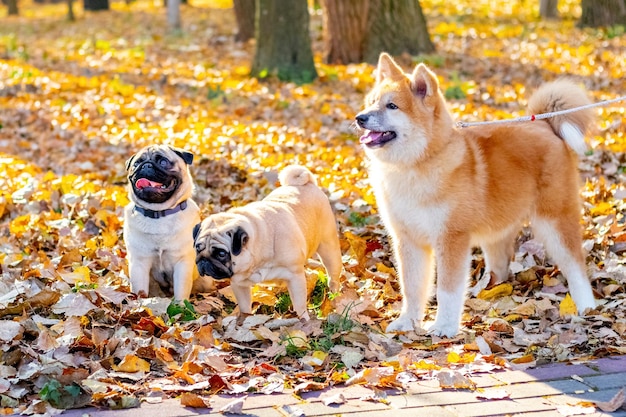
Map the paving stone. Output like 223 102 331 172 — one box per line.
498 379 590 399
386 389 482 408
443 396 557 416
295 398 391 416
520 363 599 381
579 373 626 390
587 356 626 374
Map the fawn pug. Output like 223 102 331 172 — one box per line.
193 165 342 321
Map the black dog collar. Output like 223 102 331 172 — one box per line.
134 200 188 219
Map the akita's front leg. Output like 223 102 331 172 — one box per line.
386 235 435 333
428 233 472 338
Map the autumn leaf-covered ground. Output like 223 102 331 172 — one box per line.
0 0 625 414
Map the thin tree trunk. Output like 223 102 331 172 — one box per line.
251 0 317 83
167 0 181 31
7 0 18 15
322 0 368 64
580 0 626 27
67 0 75 21
539 0 558 19
233 0 255 42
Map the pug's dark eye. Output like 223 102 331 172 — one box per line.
386 102 398 110
155 156 170 168
212 248 228 261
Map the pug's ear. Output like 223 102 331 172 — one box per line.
193 223 201 241
169 146 194 165
231 227 249 256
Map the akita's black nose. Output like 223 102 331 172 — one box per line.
355 113 369 127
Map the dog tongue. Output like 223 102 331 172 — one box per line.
360 131 383 145
135 178 163 189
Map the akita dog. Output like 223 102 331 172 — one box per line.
356 53 597 337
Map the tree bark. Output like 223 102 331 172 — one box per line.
322 0 435 65
7 0 18 15
251 0 317 84
321 0 368 64
580 0 626 27
363 0 435 63
83 0 109 11
67 0 75 21
233 0 255 42
167 0 181 31
539 0 558 19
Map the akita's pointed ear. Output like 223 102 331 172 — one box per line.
376 53 405 84
410 63 439 99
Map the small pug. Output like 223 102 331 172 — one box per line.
193 165 343 321
124 144 211 301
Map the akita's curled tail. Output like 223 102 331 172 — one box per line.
278 165 317 186
528 79 595 155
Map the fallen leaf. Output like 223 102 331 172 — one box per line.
180 392 210 408
218 395 247 414
594 387 625 412
559 293 578 317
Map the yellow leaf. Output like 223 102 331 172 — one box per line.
411 360 441 371
375 262 396 276
447 351 461 363
511 354 535 364
590 201 613 216
114 354 150 373
101 229 118 247
477 283 513 300
559 293 578 317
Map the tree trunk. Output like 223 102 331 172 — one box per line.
322 0 435 65
580 0 626 27
539 0 558 19
363 0 435 63
321 0 368 64
7 0 18 15
233 0 255 42
167 0 181 31
67 0 75 21
83 0 108 11
251 0 317 84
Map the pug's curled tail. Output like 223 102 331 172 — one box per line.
279 165 317 187
527 79 595 155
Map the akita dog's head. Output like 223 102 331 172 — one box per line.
355 53 454 165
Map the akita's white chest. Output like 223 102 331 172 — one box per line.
371 167 449 240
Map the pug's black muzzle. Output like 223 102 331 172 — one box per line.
196 256 233 280
130 160 180 204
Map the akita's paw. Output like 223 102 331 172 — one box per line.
385 315 422 333
572 293 596 315
426 320 460 338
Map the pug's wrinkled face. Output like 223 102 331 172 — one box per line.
126 145 193 206
193 217 250 280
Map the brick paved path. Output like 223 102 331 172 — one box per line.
60 356 626 417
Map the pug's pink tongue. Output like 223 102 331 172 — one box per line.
135 178 163 189
360 131 383 145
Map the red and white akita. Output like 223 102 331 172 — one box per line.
356 53 597 337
